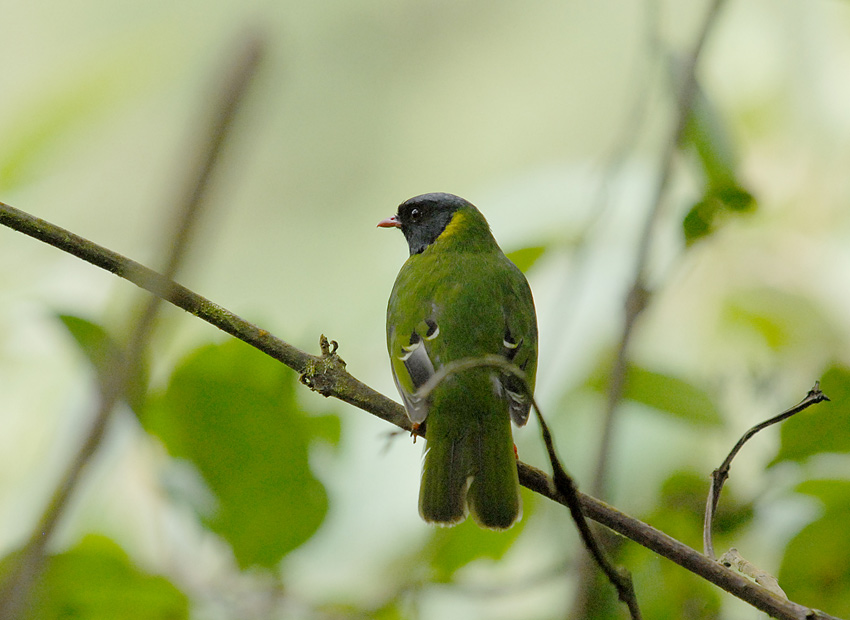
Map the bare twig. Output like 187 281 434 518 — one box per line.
573 4 730 615
529 388 643 620
703 382 829 559
522 465 842 620
0 34 265 619
0 202 844 620
592 0 728 500
417 356 642 620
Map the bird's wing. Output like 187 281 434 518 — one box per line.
499 260 538 427
389 317 440 424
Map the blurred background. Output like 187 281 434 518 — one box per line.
2 0 850 618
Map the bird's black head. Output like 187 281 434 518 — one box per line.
378 192 470 255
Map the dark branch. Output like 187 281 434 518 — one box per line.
0 34 266 619
593 0 729 500
575 3 731 614
0 201 843 620
417 356 641 619
703 382 830 559
522 466 841 620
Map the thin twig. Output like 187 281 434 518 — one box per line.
521 464 842 620
417 356 642 620
529 389 643 620
0 34 265 619
592 0 728 500
574 4 729 615
703 382 829 559
0 203 844 620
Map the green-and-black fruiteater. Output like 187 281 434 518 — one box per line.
379 192 538 529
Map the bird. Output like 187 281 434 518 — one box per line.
378 192 538 529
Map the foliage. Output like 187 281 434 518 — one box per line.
586 357 722 427
772 365 850 464
0 535 188 620
2 2 850 619
140 339 339 568
779 480 850 618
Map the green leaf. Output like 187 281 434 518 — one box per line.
506 245 546 273
682 201 715 244
425 488 534 582
57 314 148 414
652 471 752 546
141 339 339 568
684 82 739 189
681 80 756 245
583 472 736 620
683 186 755 245
620 541 722 620
587 470 750 620
795 478 850 508
587 360 722 426
0 535 187 620
779 480 850 617
723 288 838 353
772 366 850 465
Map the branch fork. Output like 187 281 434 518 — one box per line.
0 201 843 620
300 335 346 396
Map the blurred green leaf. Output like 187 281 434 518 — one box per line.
57 314 148 413
683 186 756 245
653 471 752 547
142 339 339 568
723 288 838 353
425 488 534 582
717 186 755 213
681 80 756 245
587 360 722 426
683 201 714 244
779 479 850 617
0 535 187 620
506 245 547 273
323 599 406 620
595 470 750 620
626 543 722 620
795 478 850 509
684 82 739 188
0 83 114 190
771 365 850 465
370 601 406 620
585 473 736 620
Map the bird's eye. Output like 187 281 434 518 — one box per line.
410 208 420 221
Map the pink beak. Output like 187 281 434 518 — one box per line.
377 215 401 228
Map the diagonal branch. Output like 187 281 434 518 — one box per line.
0 200 406 430
417 356 641 620
593 0 729 500
575 4 730 614
0 34 265 619
0 200 842 620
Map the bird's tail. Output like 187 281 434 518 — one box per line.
418 402 520 529
466 411 521 530
419 429 469 526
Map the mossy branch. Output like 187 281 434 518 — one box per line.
0 34 268 620
0 200 841 620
